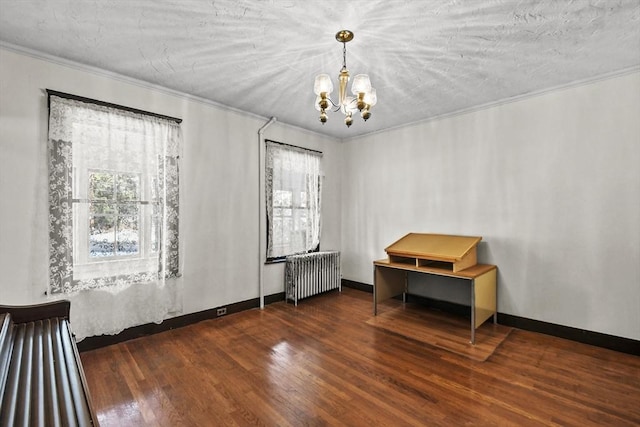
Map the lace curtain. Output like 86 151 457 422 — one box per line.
265 141 322 259
48 95 182 340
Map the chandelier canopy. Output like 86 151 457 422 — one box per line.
314 30 377 128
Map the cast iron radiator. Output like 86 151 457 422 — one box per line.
285 251 341 305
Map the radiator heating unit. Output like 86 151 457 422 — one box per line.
285 251 341 305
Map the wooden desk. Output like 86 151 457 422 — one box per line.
373 233 497 345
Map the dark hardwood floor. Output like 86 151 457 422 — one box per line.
80 287 640 426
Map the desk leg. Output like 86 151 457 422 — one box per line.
471 268 498 345
402 272 408 304
373 266 406 316
373 265 377 316
471 279 476 345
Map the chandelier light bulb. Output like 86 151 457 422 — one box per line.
351 74 371 95
314 74 333 96
364 88 377 107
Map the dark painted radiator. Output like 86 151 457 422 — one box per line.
0 304 98 426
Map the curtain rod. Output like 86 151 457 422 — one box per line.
265 139 322 156
46 89 183 124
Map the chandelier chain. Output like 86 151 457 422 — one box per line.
342 42 347 69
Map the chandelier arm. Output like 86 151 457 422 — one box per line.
324 93 358 114
324 97 341 111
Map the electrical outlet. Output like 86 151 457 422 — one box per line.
216 307 227 316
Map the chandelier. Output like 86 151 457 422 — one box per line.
314 30 377 127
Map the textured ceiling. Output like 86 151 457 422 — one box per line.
1 0 639 139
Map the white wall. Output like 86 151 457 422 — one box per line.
0 47 341 319
341 71 640 340
2 46 638 342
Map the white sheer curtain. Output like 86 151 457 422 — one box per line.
47 95 182 340
265 141 322 259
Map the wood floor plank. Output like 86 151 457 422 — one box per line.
80 288 640 426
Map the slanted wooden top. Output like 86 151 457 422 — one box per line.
385 233 482 263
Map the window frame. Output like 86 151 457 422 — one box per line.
47 90 181 294
265 140 322 263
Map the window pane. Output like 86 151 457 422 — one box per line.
117 202 138 215
117 216 139 255
90 216 115 257
282 218 293 243
89 172 114 200
90 202 116 215
150 215 159 252
273 217 283 241
291 230 305 250
150 177 159 200
117 174 140 201
274 190 292 207
297 214 308 230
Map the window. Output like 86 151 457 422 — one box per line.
265 140 322 261
48 94 180 293
88 171 142 258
